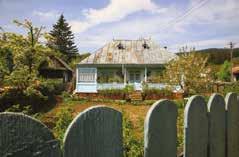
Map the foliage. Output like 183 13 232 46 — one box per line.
0 79 64 112
217 60 231 82
178 48 239 65
123 113 143 157
222 82 239 95
54 107 73 146
0 48 14 86
5 104 33 115
162 52 213 94
142 87 172 100
48 14 78 62
97 70 124 83
97 85 135 100
124 84 134 93
108 75 124 83
0 20 65 111
98 89 126 98
68 53 90 69
11 20 51 74
4 67 36 89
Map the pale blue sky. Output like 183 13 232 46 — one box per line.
0 0 238 53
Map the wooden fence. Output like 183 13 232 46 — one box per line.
0 92 239 157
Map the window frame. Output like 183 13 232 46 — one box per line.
77 68 97 83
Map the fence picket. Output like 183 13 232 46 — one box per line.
184 96 208 157
2 93 239 157
0 112 61 157
225 93 239 157
207 94 226 157
144 100 177 157
63 106 123 157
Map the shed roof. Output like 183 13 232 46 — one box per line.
79 39 177 65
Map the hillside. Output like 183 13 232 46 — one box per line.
177 48 239 65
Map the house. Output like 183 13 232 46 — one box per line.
75 39 177 93
39 55 73 83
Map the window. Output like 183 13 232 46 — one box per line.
142 42 150 49
117 43 125 50
78 68 96 83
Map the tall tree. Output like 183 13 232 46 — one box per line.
48 14 78 62
161 52 213 94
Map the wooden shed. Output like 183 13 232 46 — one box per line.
39 55 73 83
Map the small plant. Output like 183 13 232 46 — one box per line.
54 107 73 146
123 113 143 157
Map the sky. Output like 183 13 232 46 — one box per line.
0 0 239 53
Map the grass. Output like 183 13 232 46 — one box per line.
38 97 185 155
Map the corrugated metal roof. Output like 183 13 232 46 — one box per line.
79 39 177 65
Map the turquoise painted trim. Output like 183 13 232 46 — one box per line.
76 83 97 93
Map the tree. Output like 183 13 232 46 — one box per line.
13 20 46 74
161 52 213 94
217 60 231 82
0 20 55 88
48 14 78 62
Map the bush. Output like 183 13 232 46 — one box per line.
98 89 126 99
217 60 231 82
142 88 172 100
124 84 134 94
0 79 65 113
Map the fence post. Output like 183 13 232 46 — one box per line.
63 106 123 157
184 95 208 157
0 112 61 157
144 100 177 157
225 93 239 157
207 93 226 157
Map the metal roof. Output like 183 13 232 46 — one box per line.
79 39 177 65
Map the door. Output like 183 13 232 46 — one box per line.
129 71 142 90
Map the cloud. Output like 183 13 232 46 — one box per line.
70 0 166 33
71 0 239 52
33 10 60 20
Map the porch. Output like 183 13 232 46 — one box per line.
75 65 167 93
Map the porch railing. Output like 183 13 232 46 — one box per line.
96 83 182 91
97 83 125 90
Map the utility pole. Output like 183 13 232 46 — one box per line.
229 42 235 82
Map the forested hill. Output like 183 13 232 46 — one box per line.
176 48 239 65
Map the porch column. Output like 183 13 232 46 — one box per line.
144 67 147 82
95 68 97 84
124 67 127 85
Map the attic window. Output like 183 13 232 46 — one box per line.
117 42 124 50
142 42 150 49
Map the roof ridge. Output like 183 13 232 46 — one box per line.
113 38 151 42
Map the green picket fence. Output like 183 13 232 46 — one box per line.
0 93 239 157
